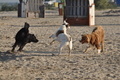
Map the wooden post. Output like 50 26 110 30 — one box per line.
89 0 95 26
18 4 21 17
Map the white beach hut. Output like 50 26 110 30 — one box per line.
64 0 95 26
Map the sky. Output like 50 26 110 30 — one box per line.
0 0 19 3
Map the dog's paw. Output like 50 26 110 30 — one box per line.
83 51 87 53
7 50 12 53
7 50 17 54
50 43 53 45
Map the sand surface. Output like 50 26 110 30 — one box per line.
0 10 120 80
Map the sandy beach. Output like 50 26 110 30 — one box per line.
0 9 120 80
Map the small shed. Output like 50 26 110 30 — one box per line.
18 0 44 18
64 0 95 26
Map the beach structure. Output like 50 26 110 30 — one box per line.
64 0 95 26
18 0 44 18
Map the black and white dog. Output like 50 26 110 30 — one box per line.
49 20 72 55
11 22 38 52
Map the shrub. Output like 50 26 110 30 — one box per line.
95 0 109 9
0 3 18 11
45 4 57 10
95 0 117 10
107 2 118 9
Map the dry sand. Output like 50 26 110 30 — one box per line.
0 10 120 80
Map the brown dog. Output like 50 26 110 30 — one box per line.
79 26 105 53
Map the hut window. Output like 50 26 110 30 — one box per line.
65 0 89 17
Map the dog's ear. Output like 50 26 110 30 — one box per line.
64 18 67 21
25 22 29 26
63 20 68 24
24 22 30 29
81 34 85 37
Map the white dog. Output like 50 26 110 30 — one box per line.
49 20 72 55
50 32 72 55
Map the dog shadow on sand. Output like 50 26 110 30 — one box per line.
0 51 57 62
0 51 17 62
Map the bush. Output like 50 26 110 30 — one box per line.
0 3 18 11
95 0 109 9
95 0 117 10
107 2 118 9
45 4 57 10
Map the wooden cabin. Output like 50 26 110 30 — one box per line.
64 0 95 26
18 0 44 18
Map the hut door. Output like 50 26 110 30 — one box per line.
64 0 89 25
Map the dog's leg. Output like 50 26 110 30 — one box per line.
84 45 93 53
68 45 71 56
101 34 104 52
101 41 104 52
17 44 26 52
84 47 92 53
50 37 60 45
50 40 55 45
68 41 72 56
49 34 56 38
95 44 101 53
11 42 17 52
58 42 66 55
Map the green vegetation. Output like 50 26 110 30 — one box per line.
60 0 64 3
0 0 117 11
45 4 57 10
95 0 117 10
0 3 18 11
